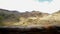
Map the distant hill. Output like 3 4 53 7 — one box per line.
0 9 60 28
20 11 49 18
0 9 21 26
0 9 49 26
16 10 60 28
38 10 60 27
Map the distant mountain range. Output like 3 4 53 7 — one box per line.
0 9 60 28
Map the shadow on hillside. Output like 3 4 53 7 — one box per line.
0 26 60 34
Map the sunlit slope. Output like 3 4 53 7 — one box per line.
0 9 60 28
12 11 60 27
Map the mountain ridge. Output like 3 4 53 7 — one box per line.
0 9 60 28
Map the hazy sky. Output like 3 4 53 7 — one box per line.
0 0 60 14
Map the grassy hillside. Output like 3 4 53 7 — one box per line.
12 10 60 28
0 9 60 28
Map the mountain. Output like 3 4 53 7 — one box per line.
38 10 60 27
20 11 49 18
0 9 49 26
0 9 21 26
0 9 60 28
15 10 60 28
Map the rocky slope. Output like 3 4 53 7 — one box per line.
0 9 49 26
15 10 60 28
0 9 60 28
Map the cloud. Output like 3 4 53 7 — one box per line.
36 0 53 2
34 0 60 13
0 0 60 14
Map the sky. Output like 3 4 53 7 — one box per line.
0 0 60 14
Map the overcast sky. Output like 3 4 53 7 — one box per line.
0 0 60 14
